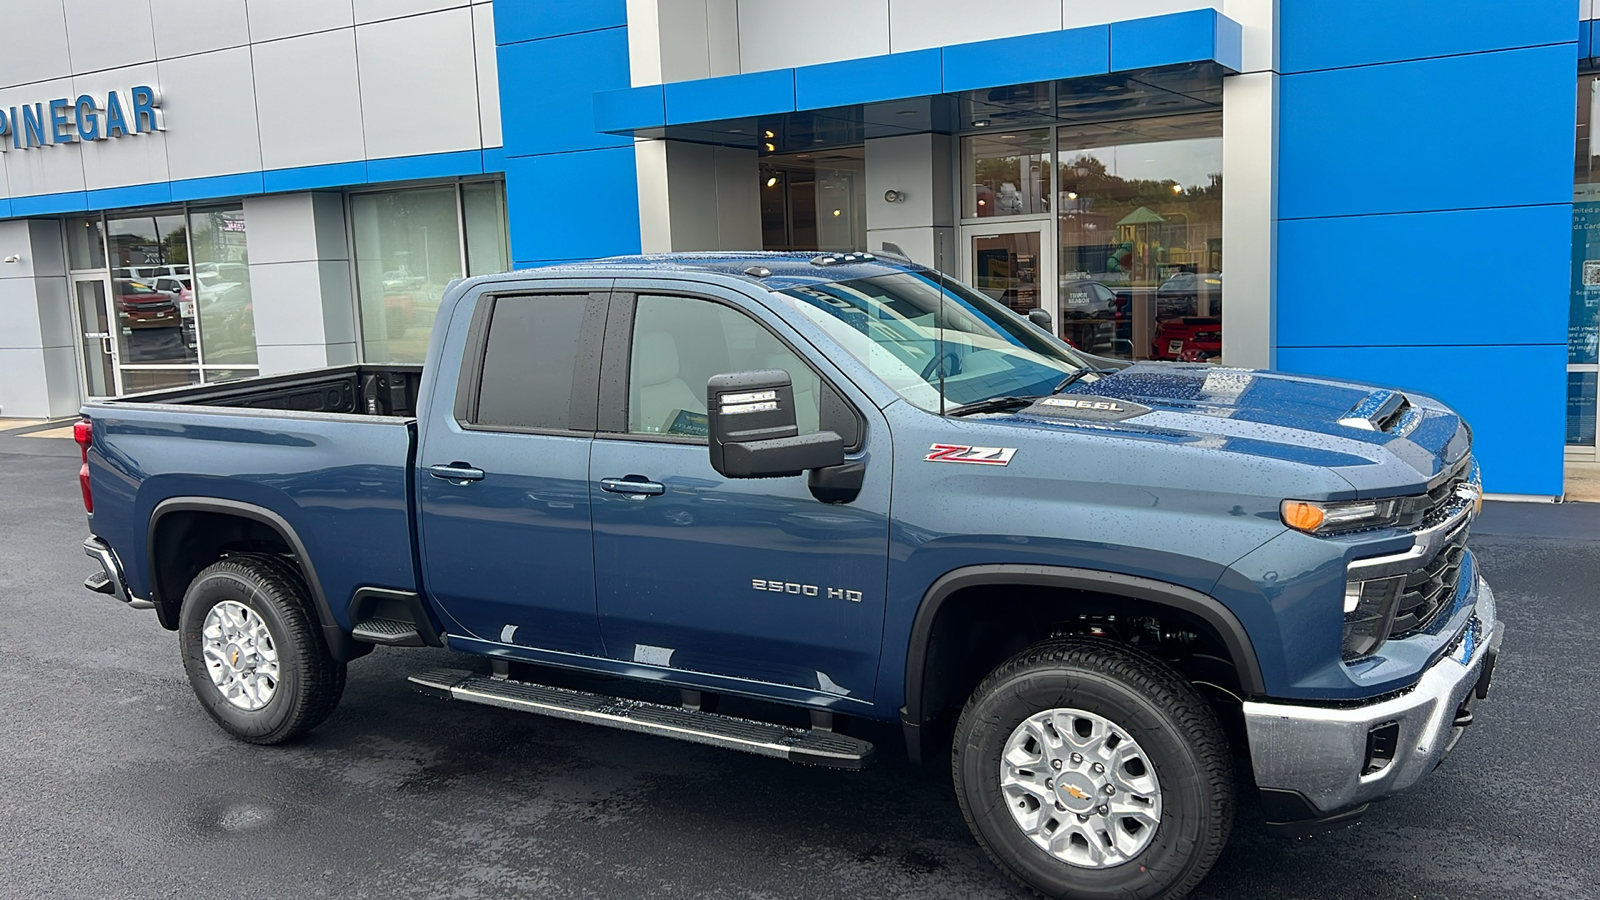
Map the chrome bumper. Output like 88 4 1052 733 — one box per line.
83 536 153 610
1243 576 1501 818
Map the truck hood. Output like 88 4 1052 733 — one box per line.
994 364 1472 496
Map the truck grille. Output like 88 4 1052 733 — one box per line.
1389 526 1469 638
1393 456 1474 530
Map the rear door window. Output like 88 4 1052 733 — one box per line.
474 294 596 431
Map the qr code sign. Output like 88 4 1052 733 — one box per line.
1585 260 1600 287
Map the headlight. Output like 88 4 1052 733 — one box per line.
1281 498 1401 535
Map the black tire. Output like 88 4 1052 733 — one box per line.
953 638 1233 900
178 553 346 744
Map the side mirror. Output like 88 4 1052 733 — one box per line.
707 370 844 478
1027 308 1053 331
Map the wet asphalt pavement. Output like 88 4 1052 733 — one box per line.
2 429 1597 900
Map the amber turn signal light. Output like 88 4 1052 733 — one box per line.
1280 500 1326 533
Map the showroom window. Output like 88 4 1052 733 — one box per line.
352 179 510 364
67 204 258 395
1570 73 1600 454
956 65 1224 363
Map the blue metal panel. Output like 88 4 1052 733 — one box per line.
262 160 368 193
1276 344 1567 496
85 182 172 211
498 28 633 155
169 171 264 202
664 68 796 125
503 147 640 263
492 0 626 45
1582 19 1593 59
1278 204 1572 347
367 148 484 184
941 24 1109 94
8 191 87 216
0 199 9 217
593 84 665 133
1110 10 1241 73
1279 43 1579 220
1281 0 1579 74
795 48 942 110
482 146 505 173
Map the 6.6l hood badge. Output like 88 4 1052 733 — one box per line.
925 444 1016 466
1026 395 1152 422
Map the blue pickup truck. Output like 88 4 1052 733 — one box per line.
77 253 1500 900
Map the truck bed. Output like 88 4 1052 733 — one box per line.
82 365 425 639
113 365 424 417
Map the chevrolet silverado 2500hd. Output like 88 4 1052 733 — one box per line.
78 252 1500 900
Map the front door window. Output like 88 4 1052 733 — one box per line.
75 279 117 397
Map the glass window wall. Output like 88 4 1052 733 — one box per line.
963 129 1052 219
353 180 510 364
1571 74 1600 451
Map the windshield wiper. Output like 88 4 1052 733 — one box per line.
1051 366 1122 394
945 396 1040 417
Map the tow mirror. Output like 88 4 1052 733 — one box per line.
1027 308 1053 331
707 370 844 478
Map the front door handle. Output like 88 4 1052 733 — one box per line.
600 477 665 496
429 462 485 483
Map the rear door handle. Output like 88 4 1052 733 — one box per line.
600 477 665 496
429 463 485 483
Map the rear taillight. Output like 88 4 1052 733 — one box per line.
74 419 93 513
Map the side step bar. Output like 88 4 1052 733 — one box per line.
409 668 875 770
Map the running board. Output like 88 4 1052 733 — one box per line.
408 668 874 770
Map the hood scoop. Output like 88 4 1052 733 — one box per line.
1023 395 1152 422
1337 389 1414 434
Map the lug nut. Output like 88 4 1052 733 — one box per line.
1055 801 1067 812
1097 805 1109 816
1104 784 1116 795
1091 763 1105 774
1051 759 1063 771
1077 813 1090 822
1070 753 1083 764
1045 779 1053 789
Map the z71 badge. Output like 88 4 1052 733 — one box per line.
925 444 1016 466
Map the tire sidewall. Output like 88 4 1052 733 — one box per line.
179 566 304 742
957 666 1219 899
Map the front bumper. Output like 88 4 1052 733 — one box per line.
1243 576 1501 826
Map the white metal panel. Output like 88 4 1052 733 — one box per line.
0 78 87 196
354 0 469 24
0 151 9 199
256 342 336 374
250 260 334 346
63 0 157 73
1219 69 1275 369
664 140 719 250
26 218 65 277
241 192 321 264
659 0 713 83
0 2 72 89
358 8 481 158
712 145 759 249
472 2 501 147
244 0 355 43
0 278 46 349
627 0 665 86
706 0 740 77
1061 0 1218 31
150 0 250 59
74 63 169 190
33 275 75 348
253 28 366 169
635 140 673 252
736 0 888 72
889 0 1059 53
158 46 262 180
1223 0 1275 74
315 259 356 343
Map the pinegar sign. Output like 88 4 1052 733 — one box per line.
0 86 163 151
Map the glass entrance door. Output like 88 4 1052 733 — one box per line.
75 277 119 397
965 223 1050 322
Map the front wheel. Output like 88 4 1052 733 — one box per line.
953 638 1233 900
179 554 346 744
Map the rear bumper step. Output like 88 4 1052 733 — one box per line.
408 668 874 769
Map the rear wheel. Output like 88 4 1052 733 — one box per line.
179 554 345 744
953 638 1233 900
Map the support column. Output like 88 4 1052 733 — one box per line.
0 219 80 418
865 134 956 273
242 192 357 375
1220 0 1280 370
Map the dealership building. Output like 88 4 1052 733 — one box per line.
0 0 1591 497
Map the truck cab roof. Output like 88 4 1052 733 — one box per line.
516 251 926 292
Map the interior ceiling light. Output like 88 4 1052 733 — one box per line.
766 176 779 187
831 209 842 217
764 130 775 138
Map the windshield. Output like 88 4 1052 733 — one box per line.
775 271 1087 412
